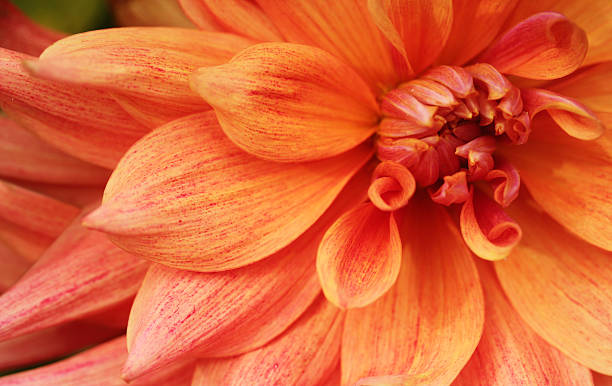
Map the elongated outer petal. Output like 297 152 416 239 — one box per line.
0 218 51 263
12 182 104 208
436 0 518 66
499 115 611 251
122 165 371 380
84 111 373 271
342 196 484 385
110 0 195 28
0 241 30 292
0 48 148 168
191 43 378 162
0 0 65 56
503 0 612 66
317 202 401 309
255 0 399 91
479 12 587 80
28 28 254 128
496 195 612 374
0 209 148 341
0 321 122 372
453 261 593 385
193 296 342 386
367 0 453 75
0 117 110 185
0 336 195 386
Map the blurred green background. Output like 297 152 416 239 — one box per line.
12 0 114 33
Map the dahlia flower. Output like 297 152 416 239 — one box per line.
0 0 610 384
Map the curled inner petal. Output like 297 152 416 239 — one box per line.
368 161 416 211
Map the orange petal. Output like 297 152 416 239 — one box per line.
0 117 110 185
436 0 518 66
503 0 612 66
522 88 605 140
122 166 370 380
84 112 372 271
368 161 416 211
495 195 612 374
255 0 398 91
192 296 342 386
341 196 484 385
367 0 453 75
11 182 104 208
0 0 65 56
479 12 587 80
110 0 196 28
0 240 30 292
454 260 593 385
548 61 612 130
594 373 612 386
460 188 522 261
499 115 611 251
27 28 254 128
317 202 401 309
191 43 378 162
0 48 148 168
485 157 521 208
0 209 148 341
0 336 195 386
0 219 51 263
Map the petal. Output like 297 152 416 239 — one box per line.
485 157 521 207
436 0 519 65
0 48 148 168
122 166 370 380
0 219 51 263
503 0 612 66
341 196 484 385
479 12 588 80
367 0 453 74
460 188 522 261
0 0 65 56
255 0 398 91
0 336 195 386
111 0 196 28
0 117 110 185
0 209 148 340
28 28 254 128
179 0 281 41
0 241 30 292
522 88 605 140
13 182 104 208
496 195 612 374
367 161 416 211
499 115 611 250
192 296 342 386
453 261 593 385
317 202 402 309
84 112 373 271
594 373 612 386
191 43 378 162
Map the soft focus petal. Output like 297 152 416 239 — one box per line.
367 0 453 74
0 336 195 386
317 202 401 309
12 182 104 208
594 373 612 386
255 0 398 91
110 0 195 28
28 27 253 128
84 112 372 271
122 167 370 380
437 0 518 66
0 209 148 340
0 241 29 292
0 48 148 168
499 116 611 251
0 219 51 263
192 296 342 386
342 196 484 385
453 261 593 385
479 12 588 80
496 195 612 374
191 43 378 162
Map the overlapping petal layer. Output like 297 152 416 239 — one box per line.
111 0 196 28
84 112 373 271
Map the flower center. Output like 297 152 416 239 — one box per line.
370 64 527 210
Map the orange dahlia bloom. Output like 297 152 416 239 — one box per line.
0 0 611 384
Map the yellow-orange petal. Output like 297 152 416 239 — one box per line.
0 336 195 386
368 161 416 211
110 0 196 28
480 12 587 80
191 43 378 162
436 0 518 66
496 195 612 374
499 115 611 251
454 261 593 385
341 196 484 385
317 202 402 309
485 157 521 208
85 112 372 271
192 296 342 386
